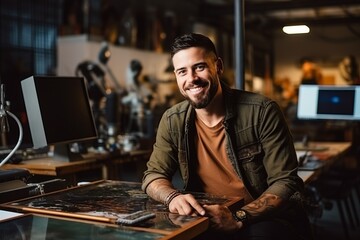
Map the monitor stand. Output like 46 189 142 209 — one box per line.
53 143 84 162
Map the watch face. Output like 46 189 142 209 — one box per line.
236 210 247 220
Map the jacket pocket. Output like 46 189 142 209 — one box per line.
237 143 267 195
238 143 262 164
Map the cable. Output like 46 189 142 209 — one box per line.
0 111 23 167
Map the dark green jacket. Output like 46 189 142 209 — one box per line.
142 83 304 201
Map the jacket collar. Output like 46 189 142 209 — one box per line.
221 81 237 123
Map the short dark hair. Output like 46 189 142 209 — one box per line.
170 33 218 59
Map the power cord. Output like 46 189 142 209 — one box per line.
0 110 23 167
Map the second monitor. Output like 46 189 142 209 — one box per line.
297 84 360 121
21 76 98 162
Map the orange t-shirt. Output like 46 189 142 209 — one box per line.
195 116 253 203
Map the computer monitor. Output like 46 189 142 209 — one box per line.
21 76 98 161
297 85 360 121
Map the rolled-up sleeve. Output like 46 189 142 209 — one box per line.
142 112 179 192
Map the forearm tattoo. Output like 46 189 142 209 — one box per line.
242 193 283 219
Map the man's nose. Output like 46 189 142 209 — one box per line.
189 69 199 81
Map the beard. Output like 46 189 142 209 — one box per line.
185 79 219 109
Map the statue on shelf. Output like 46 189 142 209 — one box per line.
122 60 156 139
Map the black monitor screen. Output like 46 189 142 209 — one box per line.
317 89 355 116
21 76 97 161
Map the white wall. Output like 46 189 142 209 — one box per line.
57 35 175 103
274 25 360 86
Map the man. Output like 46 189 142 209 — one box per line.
142 33 312 240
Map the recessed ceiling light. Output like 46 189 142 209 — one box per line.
282 25 310 34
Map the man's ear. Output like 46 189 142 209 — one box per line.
216 58 224 74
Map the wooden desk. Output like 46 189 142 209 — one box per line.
0 149 152 185
308 142 352 166
0 180 242 240
1 156 99 176
297 141 352 184
0 155 103 186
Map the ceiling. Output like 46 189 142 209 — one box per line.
195 0 360 35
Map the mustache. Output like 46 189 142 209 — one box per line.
186 79 208 89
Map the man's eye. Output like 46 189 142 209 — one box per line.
195 65 205 71
176 70 186 76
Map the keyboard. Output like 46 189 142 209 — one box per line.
0 168 31 183
296 150 324 171
298 160 324 171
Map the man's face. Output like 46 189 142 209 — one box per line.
172 47 219 109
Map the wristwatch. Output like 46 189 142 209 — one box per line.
233 209 249 226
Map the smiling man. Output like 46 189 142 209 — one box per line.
142 33 313 240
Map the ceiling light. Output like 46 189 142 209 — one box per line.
282 25 310 34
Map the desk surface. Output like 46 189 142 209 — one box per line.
297 141 352 183
0 149 152 183
0 153 104 176
308 142 352 162
1 180 242 240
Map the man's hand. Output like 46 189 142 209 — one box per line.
168 193 206 216
203 204 243 232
